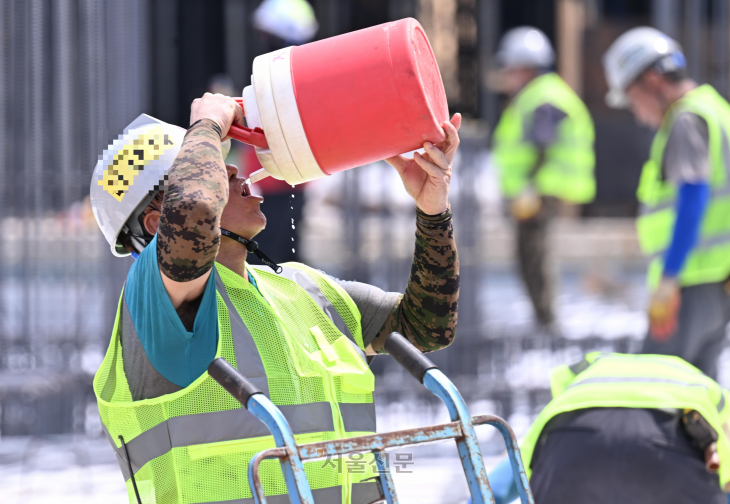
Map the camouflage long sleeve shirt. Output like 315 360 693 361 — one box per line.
158 119 228 282
367 207 459 353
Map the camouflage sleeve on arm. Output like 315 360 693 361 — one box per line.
369 206 459 353
157 119 229 281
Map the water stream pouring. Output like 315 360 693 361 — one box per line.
226 17 449 186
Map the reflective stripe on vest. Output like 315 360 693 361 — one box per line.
648 232 730 260
107 265 376 480
639 183 730 216
216 272 270 396
106 402 336 480
564 355 727 413
193 482 381 504
108 399 375 480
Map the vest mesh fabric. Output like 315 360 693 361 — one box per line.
492 72 596 203
637 85 730 288
519 353 730 488
94 262 377 504
284 264 365 350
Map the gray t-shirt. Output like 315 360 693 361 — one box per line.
525 103 568 149
335 279 401 348
661 112 711 184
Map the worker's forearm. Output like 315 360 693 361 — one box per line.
157 119 229 281
371 207 459 353
663 182 710 277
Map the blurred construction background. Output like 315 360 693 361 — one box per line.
1 0 730 502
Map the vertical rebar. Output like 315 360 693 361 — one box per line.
0 0 9 370
712 0 728 98
26 0 46 369
477 0 499 127
684 0 704 83
651 0 679 39
224 0 248 93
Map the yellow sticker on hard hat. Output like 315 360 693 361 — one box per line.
99 126 176 202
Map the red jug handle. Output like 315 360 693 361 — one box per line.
227 98 269 149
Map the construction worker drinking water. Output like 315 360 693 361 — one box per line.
89 94 462 503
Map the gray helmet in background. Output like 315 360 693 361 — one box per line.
496 27 555 69
603 27 685 108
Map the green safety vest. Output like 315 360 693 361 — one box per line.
637 84 730 288
491 72 596 203
520 353 730 488
94 262 380 504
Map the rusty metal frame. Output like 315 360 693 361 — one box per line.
245 368 535 504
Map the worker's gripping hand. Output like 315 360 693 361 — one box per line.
190 93 244 139
648 276 681 341
386 114 462 216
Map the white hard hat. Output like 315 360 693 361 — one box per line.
90 114 186 257
253 0 318 44
603 27 684 108
496 27 555 69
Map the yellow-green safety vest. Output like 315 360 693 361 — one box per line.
520 352 730 488
491 72 596 203
94 262 380 504
637 84 730 288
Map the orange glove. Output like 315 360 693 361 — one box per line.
648 276 681 341
510 186 542 221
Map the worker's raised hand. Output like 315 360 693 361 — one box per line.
386 114 462 215
190 93 244 139
648 276 681 341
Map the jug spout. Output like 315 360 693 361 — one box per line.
245 168 271 186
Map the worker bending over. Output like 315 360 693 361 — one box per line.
90 94 462 503
604 28 730 378
491 27 596 330
489 353 730 504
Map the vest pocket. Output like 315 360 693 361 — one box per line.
309 326 374 394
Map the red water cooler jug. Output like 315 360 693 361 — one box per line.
229 17 449 185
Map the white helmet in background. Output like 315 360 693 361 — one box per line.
603 27 684 108
496 27 555 69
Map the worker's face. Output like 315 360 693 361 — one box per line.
220 164 266 239
502 67 538 97
625 74 665 129
142 165 266 241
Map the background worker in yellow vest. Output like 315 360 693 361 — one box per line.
491 27 596 330
480 353 730 504
604 28 730 379
89 94 462 503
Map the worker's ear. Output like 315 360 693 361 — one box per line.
143 209 161 236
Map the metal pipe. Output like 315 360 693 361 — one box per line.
422 369 495 504
712 0 728 97
684 0 704 82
